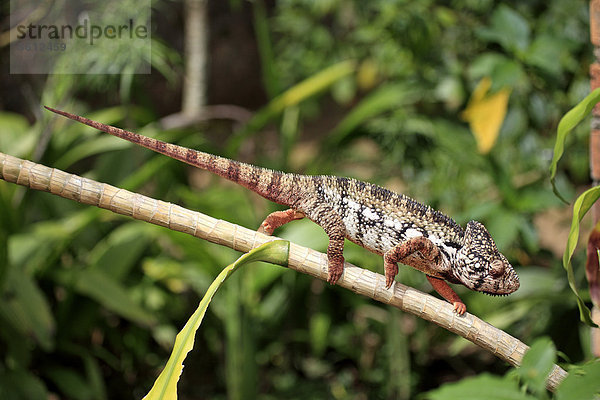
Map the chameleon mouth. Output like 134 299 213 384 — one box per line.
482 291 509 297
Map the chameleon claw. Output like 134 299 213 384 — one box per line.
257 222 274 235
326 259 344 285
384 262 398 289
453 302 467 315
327 270 342 285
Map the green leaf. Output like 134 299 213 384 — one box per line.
309 312 331 357
45 367 93 400
47 106 127 152
54 135 132 170
0 369 48 400
227 60 356 154
143 240 289 400
253 0 280 98
556 361 600 400
425 373 536 400
88 221 153 280
525 35 565 77
477 5 530 55
550 88 600 203
0 264 55 350
327 83 421 145
60 268 157 326
0 112 37 158
562 186 600 326
517 337 556 395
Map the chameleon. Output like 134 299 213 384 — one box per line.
44 106 520 314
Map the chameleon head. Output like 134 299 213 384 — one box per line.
452 220 520 295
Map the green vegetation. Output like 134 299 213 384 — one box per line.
0 0 599 399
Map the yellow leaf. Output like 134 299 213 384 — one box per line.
461 77 511 154
357 59 378 90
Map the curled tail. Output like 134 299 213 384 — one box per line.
44 106 301 206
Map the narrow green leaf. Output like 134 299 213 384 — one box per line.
54 135 131 170
227 61 356 154
327 83 421 145
562 186 600 326
83 354 108 400
45 367 93 400
0 264 55 351
253 0 280 98
549 88 600 203
88 221 153 280
47 106 127 151
0 369 48 400
64 268 157 326
309 312 331 357
143 240 289 400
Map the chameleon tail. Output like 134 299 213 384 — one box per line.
44 106 301 206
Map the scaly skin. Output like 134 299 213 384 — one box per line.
44 107 520 314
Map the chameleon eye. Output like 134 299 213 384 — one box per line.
490 259 505 277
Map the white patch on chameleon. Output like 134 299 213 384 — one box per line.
362 207 380 221
428 234 459 258
405 228 423 239
344 197 360 211
428 234 444 247
361 229 383 251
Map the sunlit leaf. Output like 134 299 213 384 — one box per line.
549 88 600 203
143 240 289 400
461 77 511 154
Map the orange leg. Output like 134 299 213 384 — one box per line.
383 236 465 314
426 276 466 315
258 209 305 235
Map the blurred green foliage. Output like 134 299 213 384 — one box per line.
0 0 597 399
426 338 600 400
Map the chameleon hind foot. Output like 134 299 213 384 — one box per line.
258 209 305 235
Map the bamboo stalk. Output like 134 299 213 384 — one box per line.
0 151 568 391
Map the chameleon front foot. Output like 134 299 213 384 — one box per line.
452 302 467 315
426 275 466 315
